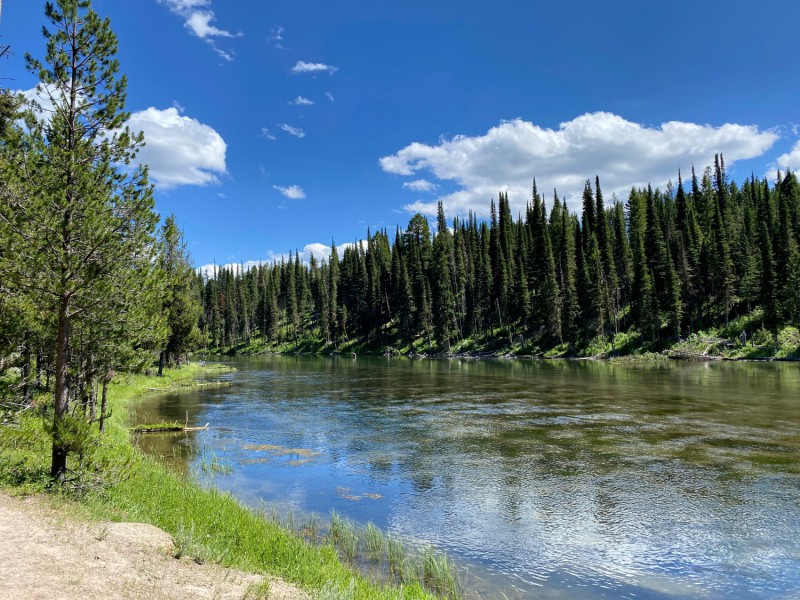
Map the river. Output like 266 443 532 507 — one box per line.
133 356 800 599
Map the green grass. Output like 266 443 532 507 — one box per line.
131 421 185 432
668 312 800 360
364 521 386 559
0 363 440 600
202 303 800 364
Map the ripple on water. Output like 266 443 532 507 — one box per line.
137 356 800 600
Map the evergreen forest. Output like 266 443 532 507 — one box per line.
2 0 800 485
196 164 800 358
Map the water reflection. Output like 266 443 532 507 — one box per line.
134 357 800 599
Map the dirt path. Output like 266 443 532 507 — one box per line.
0 492 309 600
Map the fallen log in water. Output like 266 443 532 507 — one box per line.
132 422 209 433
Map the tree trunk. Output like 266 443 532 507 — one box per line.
158 350 165 377
35 348 43 388
99 376 109 434
21 339 31 406
87 353 96 422
51 297 70 483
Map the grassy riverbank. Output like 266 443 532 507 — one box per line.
0 364 441 600
204 310 800 362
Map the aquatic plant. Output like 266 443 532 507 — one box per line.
422 547 462 600
386 535 405 577
364 522 385 559
302 512 321 541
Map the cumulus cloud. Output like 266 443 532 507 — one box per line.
380 111 779 216
16 85 56 117
289 96 315 106
291 61 338 75
260 127 276 140
271 241 365 264
279 123 306 138
159 0 239 60
13 87 227 188
273 184 306 200
129 107 227 188
325 91 335 102
403 179 438 193
774 140 800 175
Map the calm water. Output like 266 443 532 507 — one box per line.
134 356 800 599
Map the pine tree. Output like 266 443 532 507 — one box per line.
539 203 561 342
0 0 164 481
432 202 456 349
328 240 340 344
489 199 509 325
158 215 201 373
513 222 532 329
645 185 669 309
595 177 619 333
559 203 579 344
775 176 798 319
394 234 415 348
710 193 735 324
267 267 280 345
581 179 596 248
784 250 800 326
759 221 779 333
452 218 468 340
664 245 682 338
477 222 494 337
285 252 298 348
611 201 632 316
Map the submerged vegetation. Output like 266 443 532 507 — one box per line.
0 1 798 598
0 364 449 599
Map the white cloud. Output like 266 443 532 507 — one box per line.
209 46 234 62
380 111 779 216
198 240 368 277
325 91 335 103
184 10 234 38
269 25 286 49
273 185 306 200
774 140 800 175
197 260 264 278
291 61 338 75
274 240 365 264
15 84 58 120
403 179 438 193
289 96 315 106
260 127 276 140
279 123 306 138
17 89 228 188
159 0 239 60
128 106 227 188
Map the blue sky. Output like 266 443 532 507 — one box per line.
3 0 800 271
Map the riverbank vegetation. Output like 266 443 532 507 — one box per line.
3 1 799 490
0 364 444 599
0 4 452 597
0 1 202 481
197 168 800 361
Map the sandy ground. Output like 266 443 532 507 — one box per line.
0 491 309 600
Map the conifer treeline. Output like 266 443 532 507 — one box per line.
198 156 800 353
